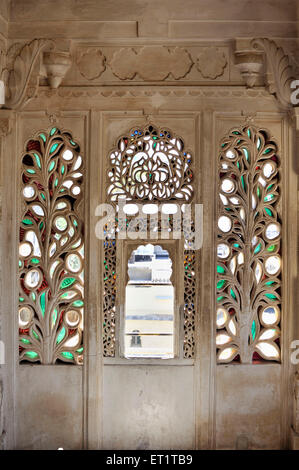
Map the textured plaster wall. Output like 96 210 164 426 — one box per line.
16 366 83 450
216 365 281 449
103 365 195 450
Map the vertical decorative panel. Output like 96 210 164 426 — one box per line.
105 124 196 358
19 128 84 364
216 125 281 363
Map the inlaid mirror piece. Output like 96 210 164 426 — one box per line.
19 128 84 364
104 124 197 358
216 125 281 364
124 244 174 359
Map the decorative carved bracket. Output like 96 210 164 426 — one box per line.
1 39 72 110
251 38 296 109
234 39 264 88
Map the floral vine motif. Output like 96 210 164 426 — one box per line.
107 124 193 202
216 125 281 364
184 248 196 358
103 235 116 357
19 128 84 364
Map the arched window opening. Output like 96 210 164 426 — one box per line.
103 124 197 359
124 244 174 359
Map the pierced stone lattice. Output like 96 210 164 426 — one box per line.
107 124 193 202
104 124 197 358
184 250 196 358
216 125 281 364
19 128 84 364
103 235 116 357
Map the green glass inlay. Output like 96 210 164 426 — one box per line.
31 258 40 264
73 219 78 227
217 296 224 302
76 347 83 353
233 243 240 248
19 260 22 267
41 193 46 200
39 133 46 143
31 292 36 302
265 208 273 217
32 329 40 341
33 153 41 168
70 140 76 146
251 320 256 340
230 288 236 300
217 280 226 289
22 218 33 225
50 127 57 136
254 243 262 254
40 292 46 317
56 327 66 344
24 351 39 359
50 143 59 154
39 221 44 231
72 300 83 307
21 338 31 344
267 245 276 252
55 178 58 187
52 309 58 328
60 277 76 289
26 169 35 174
264 194 274 202
241 175 246 191
257 186 261 198
257 138 261 150
61 165 65 175
265 293 277 300
266 184 274 192
61 351 74 360
217 265 226 274
247 128 251 138
265 281 275 286
19 297 24 302
48 160 55 172
263 148 271 154
243 148 250 161
232 131 240 135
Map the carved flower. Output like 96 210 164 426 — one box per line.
197 47 227 79
109 46 193 81
77 48 106 80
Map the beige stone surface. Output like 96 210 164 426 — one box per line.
103 365 195 449
16 366 83 450
0 0 298 451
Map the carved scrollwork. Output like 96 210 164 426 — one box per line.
252 38 295 108
2 39 54 110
